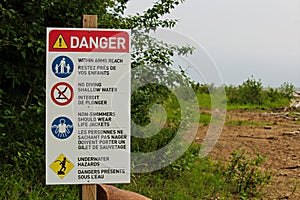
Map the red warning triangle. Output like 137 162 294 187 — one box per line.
53 34 68 49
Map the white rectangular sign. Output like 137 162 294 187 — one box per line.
46 28 131 185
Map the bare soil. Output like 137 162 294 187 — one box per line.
196 109 300 199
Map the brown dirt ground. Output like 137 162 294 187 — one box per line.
196 109 300 199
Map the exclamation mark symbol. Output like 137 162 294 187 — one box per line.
53 34 67 49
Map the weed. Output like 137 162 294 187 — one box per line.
224 148 271 198
291 180 298 196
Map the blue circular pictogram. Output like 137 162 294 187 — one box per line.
51 116 74 139
52 56 74 78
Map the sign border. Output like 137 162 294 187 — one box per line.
50 82 74 106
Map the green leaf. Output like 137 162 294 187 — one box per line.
21 50 26 59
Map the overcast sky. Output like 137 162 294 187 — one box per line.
125 0 300 87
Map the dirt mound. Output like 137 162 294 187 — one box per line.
197 109 300 199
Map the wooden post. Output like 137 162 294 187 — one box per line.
80 14 100 200
82 15 98 28
81 184 97 200
78 16 151 200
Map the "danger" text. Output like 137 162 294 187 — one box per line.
70 36 126 50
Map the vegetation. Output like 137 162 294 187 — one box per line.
225 76 294 109
224 149 271 199
0 0 296 199
116 147 272 200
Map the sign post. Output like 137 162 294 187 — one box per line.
46 15 131 199
81 15 99 200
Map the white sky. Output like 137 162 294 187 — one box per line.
125 0 300 87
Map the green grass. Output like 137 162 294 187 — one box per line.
116 147 271 200
199 113 212 126
197 92 290 112
0 145 271 200
1 88 285 199
196 93 211 109
0 166 79 199
226 101 289 110
118 157 232 200
226 103 263 110
225 120 265 126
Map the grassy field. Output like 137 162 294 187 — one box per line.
0 80 296 199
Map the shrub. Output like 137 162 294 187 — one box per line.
237 77 264 105
225 77 294 108
264 87 281 102
224 148 271 198
225 84 239 104
279 82 295 99
225 77 264 105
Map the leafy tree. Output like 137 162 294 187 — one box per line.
0 0 195 194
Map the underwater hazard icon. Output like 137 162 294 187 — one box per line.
50 154 74 179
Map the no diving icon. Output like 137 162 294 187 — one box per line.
51 82 74 106
52 56 74 78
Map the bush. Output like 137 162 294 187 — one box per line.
224 148 271 198
225 77 294 108
265 87 281 102
279 82 295 99
237 77 264 105
225 84 239 104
